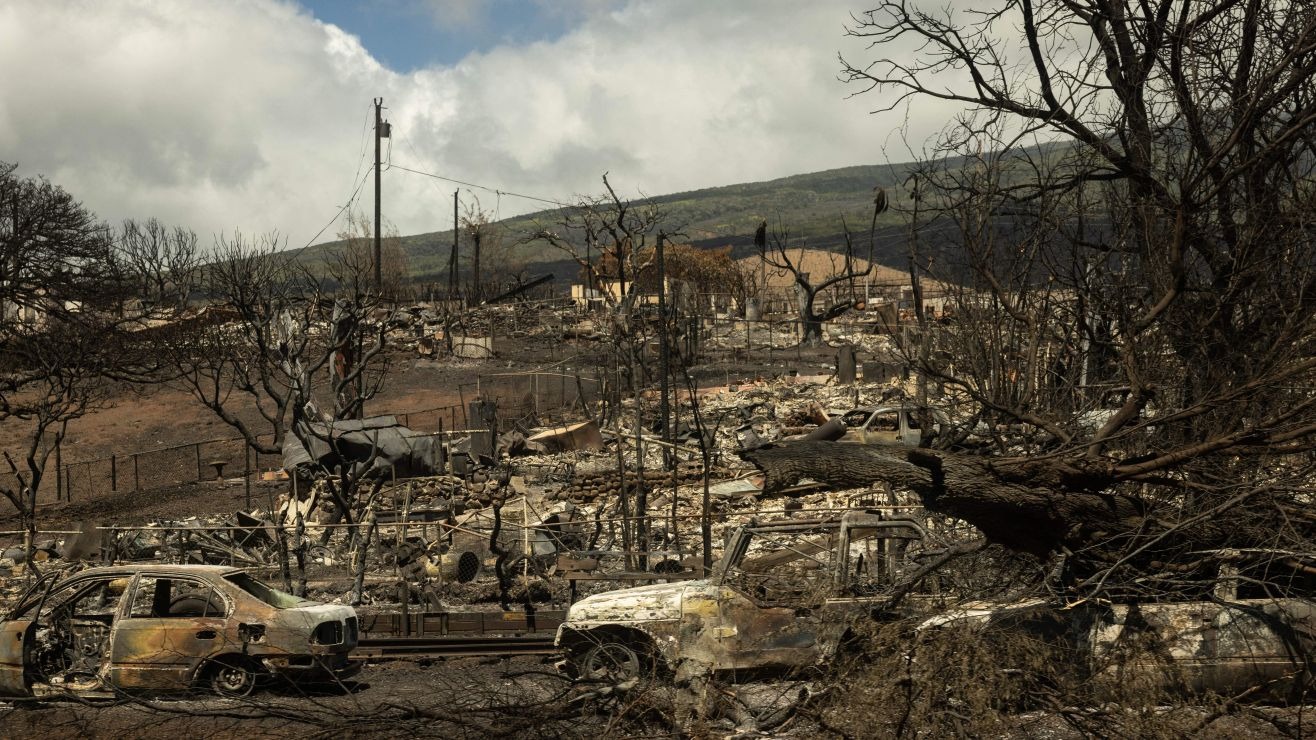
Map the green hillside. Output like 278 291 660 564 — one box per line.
311 144 1064 284
306 161 922 283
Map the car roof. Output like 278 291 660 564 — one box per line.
66 564 241 578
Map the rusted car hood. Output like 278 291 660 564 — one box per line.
566 581 689 624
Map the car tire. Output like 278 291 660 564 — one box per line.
207 657 258 697
577 641 643 683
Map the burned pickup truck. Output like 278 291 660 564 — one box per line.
555 511 929 682
0 564 360 698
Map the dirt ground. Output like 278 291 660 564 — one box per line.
0 352 478 466
0 657 1308 739
0 352 498 532
0 657 584 739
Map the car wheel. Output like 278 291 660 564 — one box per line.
577 642 642 683
208 657 258 697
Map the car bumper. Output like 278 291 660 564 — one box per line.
263 651 362 683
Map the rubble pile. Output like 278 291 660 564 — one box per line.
695 375 918 451
397 300 591 360
0 356 945 620
549 461 711 503
695 315 900 358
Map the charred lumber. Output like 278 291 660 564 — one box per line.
481 274 553 305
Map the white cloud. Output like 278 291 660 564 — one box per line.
419 0 485 30
0 0 961 250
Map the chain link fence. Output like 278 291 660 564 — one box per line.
459 371 603 432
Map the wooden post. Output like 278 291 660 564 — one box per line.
194 443 203 482
243 446 252 511
55 441 63 502
522 495 531 584
64 464 71 502
633 388 647 572
294 512 307 597
270 483 292 592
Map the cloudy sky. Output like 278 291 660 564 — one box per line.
0 0 952 249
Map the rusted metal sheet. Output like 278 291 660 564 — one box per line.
527 421 605 452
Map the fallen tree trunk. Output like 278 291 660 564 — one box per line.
740 442 1153 558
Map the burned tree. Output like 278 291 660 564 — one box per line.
115 217 202 313
460 199 499 304
740 0 1316 597
0 321 117 565
529 176 672 567
532 174 664 309
135 228 401 595
155 231 395 454
0 163 135 560
155 232 304 456
335 209 410 302
756 189 887 346
530 173 668 386
0 162 120 327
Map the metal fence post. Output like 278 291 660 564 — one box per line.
244 446 252 511
194 443 203 482
133 454 140 491
111 454 117 492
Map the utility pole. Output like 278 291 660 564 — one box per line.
657 233 671 463
449 190 459 297
373 97 390 293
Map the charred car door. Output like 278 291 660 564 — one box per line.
715 533 837 671
109 575 232 691
0 571 60 696
3 574 132 695
0 618 32 696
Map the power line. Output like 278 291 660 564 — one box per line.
295 164 374 255
347 100 373 197
387 162 569 208
290 103 375 256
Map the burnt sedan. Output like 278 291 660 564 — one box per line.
0 564 359 698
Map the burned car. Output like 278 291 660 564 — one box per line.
834 405 946 446
918 550 1316 702
555 511 928 682
0 564 359 698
